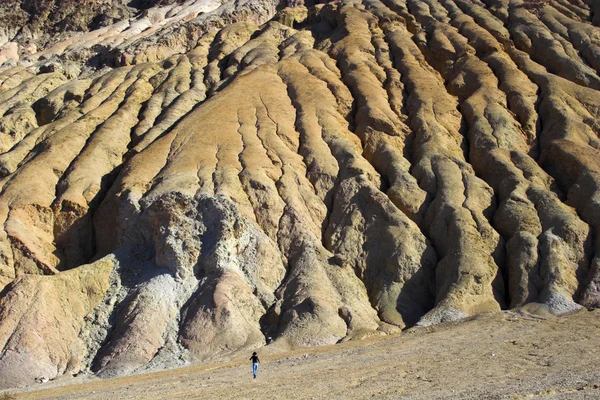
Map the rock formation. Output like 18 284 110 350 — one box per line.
0 0 598 388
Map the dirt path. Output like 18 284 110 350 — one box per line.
6 309 600 400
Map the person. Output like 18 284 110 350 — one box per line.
250 352 260 379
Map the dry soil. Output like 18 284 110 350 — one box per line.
5 308 600 400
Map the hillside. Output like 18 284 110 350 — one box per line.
9 309 600 399
0 0 599 389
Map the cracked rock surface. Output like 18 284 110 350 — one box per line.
0 0 599 389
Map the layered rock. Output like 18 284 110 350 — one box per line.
0 0 599 388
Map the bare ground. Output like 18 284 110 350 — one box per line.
6 309 600 400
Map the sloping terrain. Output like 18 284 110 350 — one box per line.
9 309 600 400
0 0 599 389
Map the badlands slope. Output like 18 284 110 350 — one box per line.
10 309 600 400
0 0 598 389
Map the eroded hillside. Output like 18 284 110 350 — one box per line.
0 0 598 389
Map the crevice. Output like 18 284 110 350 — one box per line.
540 8 599 74
258 94 294 155
141 131 180 201
211 144 222 196
531 86 544 163
440 0 539 145
52 71 154 270
255 98 284 171
234 109 261 226
6 73 131 173
301 53 357 130
250 95 291 251
273 71 331 199
128 94 153 150
53 74 144 202
368 20 410 129
553 0 590 21
392 4 473 166
129 67 212 155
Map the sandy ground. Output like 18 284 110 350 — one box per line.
4 309 600 400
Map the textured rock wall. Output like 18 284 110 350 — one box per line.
0 0 599 388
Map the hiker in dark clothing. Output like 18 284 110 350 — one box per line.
250 352 260 379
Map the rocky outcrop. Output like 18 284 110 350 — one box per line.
0 0 151 65
0 0 599 389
